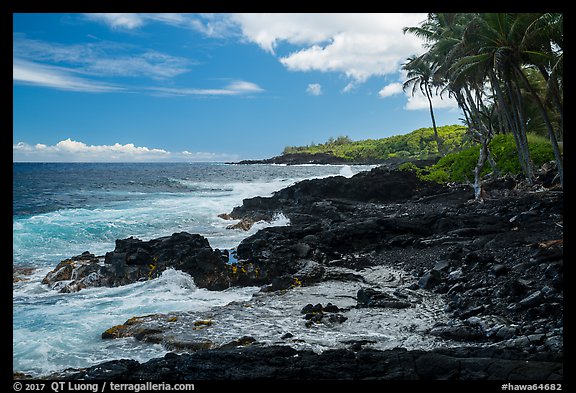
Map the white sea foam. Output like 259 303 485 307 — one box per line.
131 267 456 357
13 269 259 376
13 163 378 376
339 165 355 178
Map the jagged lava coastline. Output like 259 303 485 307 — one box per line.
26 163 563 380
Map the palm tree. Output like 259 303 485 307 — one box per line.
433 13 535 183
402 54 446 156
403 13 563 189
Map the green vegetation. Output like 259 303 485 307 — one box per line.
282 125 471 161
282 123 557 188
400 133 555 184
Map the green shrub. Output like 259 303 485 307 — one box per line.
420 133 555 183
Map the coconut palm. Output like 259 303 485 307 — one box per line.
403 12 563 189
402 54 445 156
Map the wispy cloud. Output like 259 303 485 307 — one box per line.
13 33 263 97
82 13 147 30
13 34 192 80
82 13 239 37
151 80 264 96
13 139 239 162
13 59 122 92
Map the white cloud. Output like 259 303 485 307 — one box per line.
225 80 264 93
150 80 264 96
13 139 169 162
13 139 239 162
306 83 322 96
404 89 459 111
230 13 427 87
82 13 146 30
83 13 239 38
378 82 403 98
82 13 428 92
13 59 122 92
229 13 337 53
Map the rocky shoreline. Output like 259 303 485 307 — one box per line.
25 163 563 380
232 152 419 166
233 152 359 165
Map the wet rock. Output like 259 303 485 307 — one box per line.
58 345 562 380
301 302 347 327
64 359 141 380
323 303 341 313
104 232 232 290
356 288 412 309
301 303 323 314
429 322 484 341
326 314 348 324
345 339 377 351
42 232 248 292
101 315 163 340
218 336 256 349
517 290 545 309
164 340 214 352
42 252 103 292
418 269 441 289
433 260 450 272
497 326 519 341
490 263 509 277
292 242 311 258
226 218 258 231
13 267 35 283
293 260 325 285
459 305 485 319
263 275 294 292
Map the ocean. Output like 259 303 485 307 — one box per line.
12 162 375 376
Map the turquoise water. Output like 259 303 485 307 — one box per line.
13 162 372 376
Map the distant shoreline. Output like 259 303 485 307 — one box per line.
231 152 435 166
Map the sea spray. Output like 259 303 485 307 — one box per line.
14 163 375 376
13 163 370 375
339 165 355 178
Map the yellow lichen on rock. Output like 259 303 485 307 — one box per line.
192 320 213 330
101 324 128 339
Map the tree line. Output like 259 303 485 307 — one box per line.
282 125 470 161
402 13 563 198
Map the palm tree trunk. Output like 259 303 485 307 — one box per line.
514 64 564 188
504 78 534 184
511 79 535 183
473 139 489 200
536 63 563 122
425 85 444 156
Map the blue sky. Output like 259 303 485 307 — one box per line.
13 13 463 162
